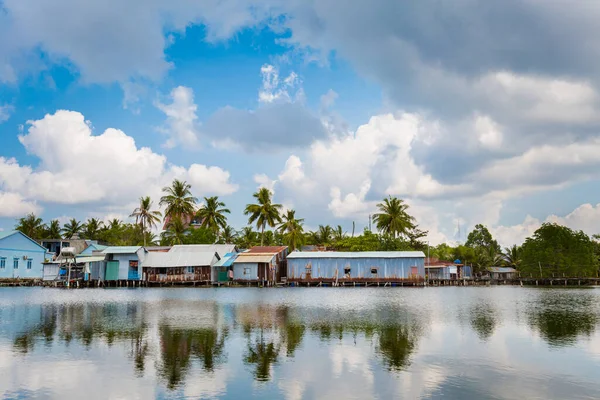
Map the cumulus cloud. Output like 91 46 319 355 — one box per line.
0 110 237 215
0 192 40 217
155 86 200 149
0 105 14 123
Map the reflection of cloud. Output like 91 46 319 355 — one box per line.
330 343 374 384
398 364 447 399
278 378 305 400
183 366 229 398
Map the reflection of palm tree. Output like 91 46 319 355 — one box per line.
282 324 305 357
377 326 416 371
244 329 279 382
470 303 497 341
158 326 194 389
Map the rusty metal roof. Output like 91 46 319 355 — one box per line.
233 254 276 263
246 246 287 254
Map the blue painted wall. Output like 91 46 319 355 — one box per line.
0 232 48 279
233 263 259 280
287 256 425 280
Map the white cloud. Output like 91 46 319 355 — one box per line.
155 86 200 149
0 192 41 217
328 181 372 219
258 64 303 104
0 110 237 216
254 173 277 192
0 105 14 123
474 114 503 149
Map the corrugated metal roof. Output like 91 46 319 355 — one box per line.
169 244 237 257
488 267 517 273
143 251 217 268
213 252 238 267
0 230 49 251
102 246 143 254
0 231 17 240
77 256 106 263
287 251 425 259
233 254 276 263
246 246 287 254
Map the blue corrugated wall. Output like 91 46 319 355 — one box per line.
287 257 425 280
233 263 259 280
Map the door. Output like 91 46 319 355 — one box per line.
258 263 266 280
410 266 418 278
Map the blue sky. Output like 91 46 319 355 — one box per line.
1 0 600 246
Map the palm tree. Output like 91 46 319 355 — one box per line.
81 218 104 240
237 227 258 249
277 210 304 233
15 213 45 239
162 216 189 245
317 225 333 245
221 226 237 244
373 196 415 239
44 220 62 239
244 188 282 246
197 196 230 238
130 196 162 246
332 225 345 242
160 179 198 222
502 245 521 268
62 218 83 239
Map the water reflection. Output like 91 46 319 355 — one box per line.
158 325 228 388
0 288 599 399
528 291 598 347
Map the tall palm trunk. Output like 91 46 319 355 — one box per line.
261 224 265 246
142 220 146 247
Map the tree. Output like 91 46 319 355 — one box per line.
406 226 428 251
332 225 346 242
220 226 237 244
15 213 45 239
236 227 258 249
503 245 522 268
130 196 162 247
196 196 230 238
317 225 333 245
184 227 217 245
373 196 415 239
161 217 189 245
465 224 500 253
160 179 198 222
44 220 62 239
278 210 305 251
520 223 597 278
81 218 104 240
62 218 83 239
244 188 282 246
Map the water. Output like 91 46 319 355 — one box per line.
0 287 599 400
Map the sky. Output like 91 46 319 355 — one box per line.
1 0 600 246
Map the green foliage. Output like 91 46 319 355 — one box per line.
465 224 501 253
196 196 230 236
160 179 197 221
244 188 282 246
130 196 162 246
161 216 189 245
44 220 62 239
236 227 259 249
62 218 84 239
373 196 415 238
81 218 104 240
520 223 598 278
278 210 305 251
15 213 45 239
332 229 413 252
184 227 217 245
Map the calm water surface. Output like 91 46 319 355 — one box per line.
1 287 599 399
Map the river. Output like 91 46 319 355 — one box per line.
0 287 599 399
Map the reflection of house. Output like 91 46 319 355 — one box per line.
487 267 518 280
0 231 50 280
102 246 147 281
425 258 471 280
286 251 426 282
232 246 288 284
142 250 218 283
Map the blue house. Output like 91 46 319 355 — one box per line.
102 246 147 281
0 231 50 280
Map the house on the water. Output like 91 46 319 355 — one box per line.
286 251 426 283
232 246 288 284
77 240 108 256
40 238 90 260
425 258 472 280
102 246 146 282
142 249 218 283
212 252 239 282
0 231 50 280
487 267 518 280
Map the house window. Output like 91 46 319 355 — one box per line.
13 258 19 269
371 267 378 275
186 266 194 274
305 263 312 273
27 259 32 269
244 267 251 275
344 267 351 275
0 258 5 269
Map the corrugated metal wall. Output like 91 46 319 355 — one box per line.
233 263 259 280
287 257 425 280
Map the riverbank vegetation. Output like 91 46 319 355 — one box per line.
13 179 600 277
